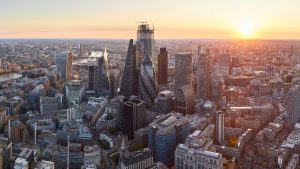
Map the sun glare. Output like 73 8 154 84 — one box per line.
237 21 255 38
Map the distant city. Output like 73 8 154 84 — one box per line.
0 22 300 169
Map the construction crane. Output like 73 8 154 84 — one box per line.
136 21 148 25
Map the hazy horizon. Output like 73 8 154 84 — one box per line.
1 0 300 39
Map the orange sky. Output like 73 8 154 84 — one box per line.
1 0 300 39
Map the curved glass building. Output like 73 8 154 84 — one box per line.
174 84 195 115
148 113 190 167
56 52 73 81
139 53 157 107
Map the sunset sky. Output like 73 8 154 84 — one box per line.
1 0 300 39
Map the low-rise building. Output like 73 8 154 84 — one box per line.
120 148 153 169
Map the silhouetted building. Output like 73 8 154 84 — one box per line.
120 39 135 98
56 52 73 81
157 48 168 84
174 85 195 115
175 53 193 89
139 53 157 107
123 97 147 140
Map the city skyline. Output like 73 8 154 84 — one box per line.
1 0 300 39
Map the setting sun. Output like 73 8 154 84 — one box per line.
237 21 255 38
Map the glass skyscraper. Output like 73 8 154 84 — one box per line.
148 113 190 167
56 51 73 81
120 39 135 98
88 50 111 98
139 53 157 107
136 23 155 68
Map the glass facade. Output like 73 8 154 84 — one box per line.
139 53 157 107
56 52 73 81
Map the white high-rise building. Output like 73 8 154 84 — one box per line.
216 111 224 145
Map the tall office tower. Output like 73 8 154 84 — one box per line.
216 111 224 145
120 39 135 98
136 23 155 62
56 51 73 81
88 50 111 97
175 53 193 89
174 84 195 115
123 97 147 140
196 46 211 100
139 53 157 107
157 48 168 84
287 85 300 126
148 113 190 167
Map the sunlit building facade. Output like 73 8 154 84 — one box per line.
56 51 73 81
88 50 111 97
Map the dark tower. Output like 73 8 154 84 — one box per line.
120 39 135 97
157 48 168 84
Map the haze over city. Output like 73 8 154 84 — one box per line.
1 0 300 39
2 1 300 169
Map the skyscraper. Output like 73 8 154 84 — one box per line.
196 46 211 100
148 113 190 167
216 111 224 145
56 51 73 81
174 84 195 115
175 53 193 89
139 53 157 107
123 97 147 140
287 85 300 126
120 39 135 98
88 50 111 97
157 48 168 85
136 23 155 62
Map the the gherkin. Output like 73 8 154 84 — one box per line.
139 53 157 107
